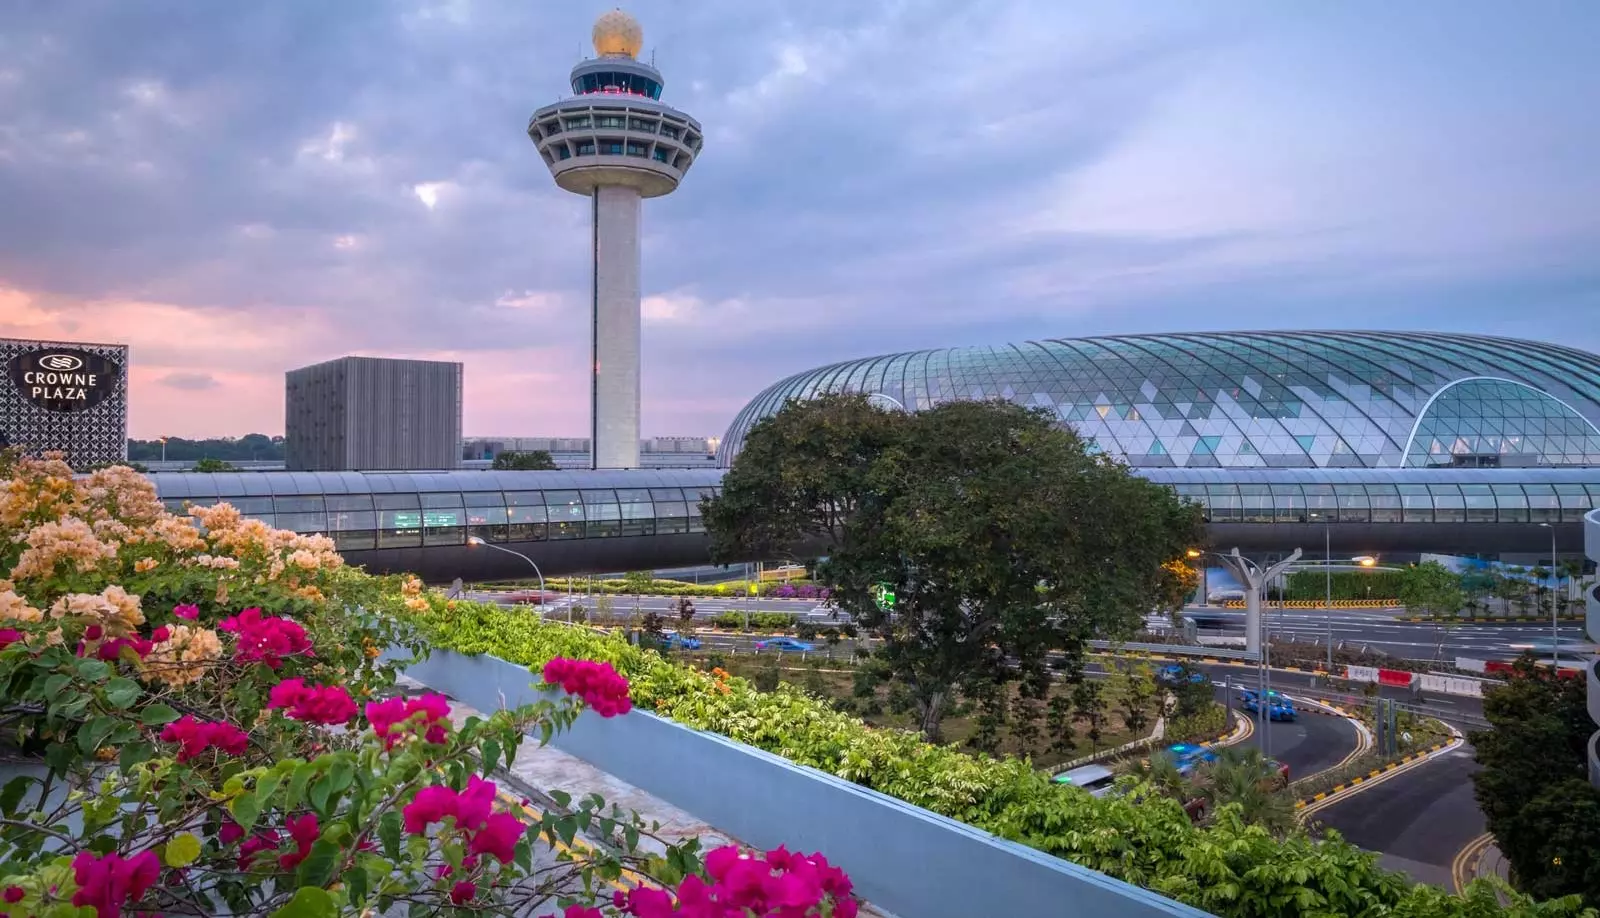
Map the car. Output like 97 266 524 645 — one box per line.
754 637 814 653
1238 689 1296 722
1164 743 1218 776
1157 664 1209 687
1052 764 1119 798
660 631 702 651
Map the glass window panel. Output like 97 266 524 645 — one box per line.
620 514 653 537
1303 484 1337 522
616 488 651 503
687 515 706 534
507 515 547 542
620 500 654 520
378 508 421 548
1490 484 1528 523
1523 483 1560 523
466 506 508 526
581 489 617 505
326 495 373 512
423 509 464 546
506 491 545 507
226 497 275 515
654 500 687 519
463 492 507 508
1461 484 1496 523
330 510 376 532
1238 485 1273 523
334 530 376 551
1270 485 1305 522
1398 484 1433 523
273 496 325 513
586 517 621 538
655 513 689 535
162 499 189 514
1335 485 1369 523
648 488 685 501
468 521 509 543
546 490 585 539
421 493 464 509
1205 485 1239 522
1367 484 1402 523
1428 484 1465 523
1555 484 1590 522
374 493 420 510
276 512 328 533
509 505 546 524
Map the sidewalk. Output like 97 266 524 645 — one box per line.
1475 843 1511 885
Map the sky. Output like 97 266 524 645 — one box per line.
1 1 1597 441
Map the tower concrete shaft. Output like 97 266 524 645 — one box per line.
528 9 703 470
592 185 642 470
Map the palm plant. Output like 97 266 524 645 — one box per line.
1196 746 1296 836
1131 749 1192 803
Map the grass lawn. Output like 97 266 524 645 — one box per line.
678 652 1155 770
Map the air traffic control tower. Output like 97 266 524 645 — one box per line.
529 9 703 470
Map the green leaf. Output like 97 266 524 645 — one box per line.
296 839 341 888
286 762 315 808
255 771 285 810
75 658 110 682
343 866 368 907
547 788 571 809
230 793 262 832
165 832 202 867
77 715 118 754
378 810 402 860
119 741 154 772
140 703 181 725
624 825 639 852
104 676 141 709
40 672 72 700
325 759 354 794
270 886 338 918
482 739 501 775
0 776 32 817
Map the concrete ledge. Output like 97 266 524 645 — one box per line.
401 649 1212 918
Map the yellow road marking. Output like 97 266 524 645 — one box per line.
1451 832 1494 894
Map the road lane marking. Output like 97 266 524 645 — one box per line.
1451 832 1495 894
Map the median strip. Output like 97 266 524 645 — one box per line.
1295 726 1464 818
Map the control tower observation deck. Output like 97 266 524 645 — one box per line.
528 9 703 470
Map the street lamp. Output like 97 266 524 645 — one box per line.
1539 522 1559 667
466 537 549 620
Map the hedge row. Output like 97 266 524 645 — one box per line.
416 599 1588 918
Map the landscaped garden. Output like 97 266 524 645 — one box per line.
0 452 859 918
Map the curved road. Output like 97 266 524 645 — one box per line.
1237 701 1363 781
1306 742 1484 889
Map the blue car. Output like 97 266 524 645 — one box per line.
1157 664 1208 687
754 637 814 653
1238 689 1296 722
661 631 702 651
1163 743 1218 776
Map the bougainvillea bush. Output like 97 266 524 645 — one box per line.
0 453 857 918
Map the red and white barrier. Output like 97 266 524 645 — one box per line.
1343 664 1417 688
1345 665 1379 683
1419 674 1484 697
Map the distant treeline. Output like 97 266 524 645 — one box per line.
126 434 284 462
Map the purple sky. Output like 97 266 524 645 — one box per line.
2 1 1596 440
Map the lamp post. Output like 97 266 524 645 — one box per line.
466 537 549 619
1540 522 1558 667
159 437 168 463
1309 513 1334 669
1195 547 1303 757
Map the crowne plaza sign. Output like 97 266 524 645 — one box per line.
6 347 123 413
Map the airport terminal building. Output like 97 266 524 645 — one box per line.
142 331 1600 581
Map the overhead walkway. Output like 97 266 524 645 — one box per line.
144 468 1600 582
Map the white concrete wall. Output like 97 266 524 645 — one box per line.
592 185 642 469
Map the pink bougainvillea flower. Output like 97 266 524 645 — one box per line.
2 886 22 903
0 629 22 650
237 831 281 870
84 624 104 641
150 626 170 643
70 850 160 918
540 657 632 717
218 608 312 669
172 604 200 621
450 881 477 905
365 692 452 749
218 819 244 845
561 904 604 918
466 811 523 864
266 678 356 725
277 813 320 870
159 715 250 762
403 785 459 835
402 777 523 864
613 845 855 918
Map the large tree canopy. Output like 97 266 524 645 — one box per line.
1472 657 1600 907
705 394 1204 740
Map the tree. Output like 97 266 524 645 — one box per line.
1071 680 1106 753
191 457 236 472
1396 561 1464 617
675 596 697 635
1011 696 1044 756
492 450 558 471
1120 664 1158 735
1156 559 1202 613
967 681 1007 755
1472 656 1597 904
1045 693 1077 758
704 394 1203 742
1197 746 1295 835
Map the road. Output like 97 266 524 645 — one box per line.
1307 743 1484 889
1175 605 1584 663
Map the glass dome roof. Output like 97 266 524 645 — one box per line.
718 332 1600 470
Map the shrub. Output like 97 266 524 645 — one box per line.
417 597 1594 918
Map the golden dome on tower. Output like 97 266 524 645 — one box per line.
592 9 643 59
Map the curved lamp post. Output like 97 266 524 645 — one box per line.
466 537 549 619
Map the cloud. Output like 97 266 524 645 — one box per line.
0 1 1594 442
156 372 220 391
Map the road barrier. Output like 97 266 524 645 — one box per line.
1087 640 1260 662
1418 673 1486 698
1343 664 1418 688
1222 599 1397 609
